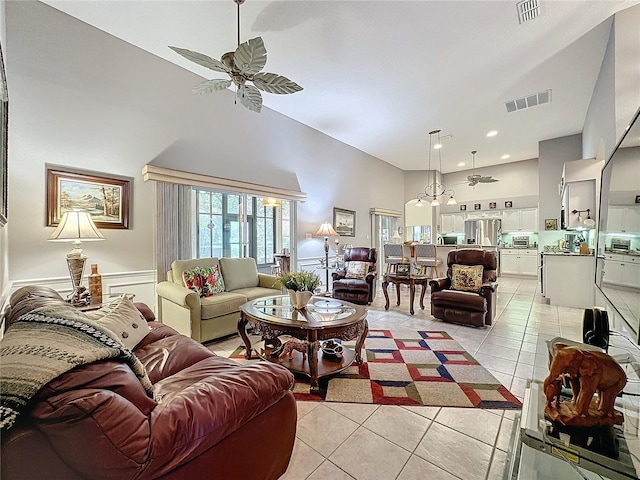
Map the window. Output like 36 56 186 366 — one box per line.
194 188 292 268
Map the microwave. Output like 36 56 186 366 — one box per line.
611 238 631 253
513 236 530 248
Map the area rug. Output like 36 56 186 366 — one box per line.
229 329 522 409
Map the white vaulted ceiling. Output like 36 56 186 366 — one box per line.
41 0 640 172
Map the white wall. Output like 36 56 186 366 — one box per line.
5 1 404 300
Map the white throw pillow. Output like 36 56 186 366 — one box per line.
85 295 150 350
345 261 369 279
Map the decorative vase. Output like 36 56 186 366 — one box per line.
288 289 312 310
89 263 103 305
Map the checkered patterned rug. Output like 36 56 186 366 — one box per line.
229 329 522 409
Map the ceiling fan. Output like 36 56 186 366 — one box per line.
466 151 499 186
169 0 302 113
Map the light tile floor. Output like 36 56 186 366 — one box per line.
208 276 588 480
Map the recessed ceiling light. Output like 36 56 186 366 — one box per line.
486 130 498 137
501 154 511 160
457 162 466 167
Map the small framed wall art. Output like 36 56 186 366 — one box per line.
489 202 497 209
459 205 467 211
545 218 558 230
505 201 513 208
474 203 481 210
333 207 355 237
47 166 132 229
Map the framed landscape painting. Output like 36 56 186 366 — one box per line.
46 167 131 229
333 207 355 236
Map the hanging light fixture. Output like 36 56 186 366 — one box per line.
261 197 282 207
415 130 457 207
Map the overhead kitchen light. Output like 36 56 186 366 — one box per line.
169 0 303 113
486 130 498 138
415 130 457 207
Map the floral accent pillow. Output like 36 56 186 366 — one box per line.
200 265 225 296
345 261 369 279
451 264 484 292
183 266 225 297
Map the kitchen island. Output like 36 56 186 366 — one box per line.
542 252 595 308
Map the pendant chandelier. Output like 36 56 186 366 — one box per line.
415 129 457 207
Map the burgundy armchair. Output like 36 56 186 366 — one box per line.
429 249 498 327
332 247 377 305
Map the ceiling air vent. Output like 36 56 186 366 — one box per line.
517 0 541 24
505 89 552 113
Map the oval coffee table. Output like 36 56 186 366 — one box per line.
239 295 368 394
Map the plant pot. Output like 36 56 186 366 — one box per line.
288 289 313 310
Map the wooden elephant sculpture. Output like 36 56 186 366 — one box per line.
544 344 626 417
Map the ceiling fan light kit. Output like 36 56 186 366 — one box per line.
169 0 302 113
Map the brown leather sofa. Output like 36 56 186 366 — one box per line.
1 286 297 480
429 249 498 327
332 247 377 305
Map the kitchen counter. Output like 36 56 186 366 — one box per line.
542 252 593 256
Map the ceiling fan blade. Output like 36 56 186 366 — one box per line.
234 37 267 76
192 79 232 95
253 73 303 94
238 84 263 113
480 177 499 183
169 46 229 73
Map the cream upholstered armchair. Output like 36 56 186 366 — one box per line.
429 249 498 327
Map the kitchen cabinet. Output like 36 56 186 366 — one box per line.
607 205 640 234
501 208 538 233
500 249 538 276
602 253 640 289
440 213 465 234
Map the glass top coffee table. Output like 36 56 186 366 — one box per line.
239 295 368 394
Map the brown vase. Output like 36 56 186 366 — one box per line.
89 264 103 305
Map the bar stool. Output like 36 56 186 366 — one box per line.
413 244 441 279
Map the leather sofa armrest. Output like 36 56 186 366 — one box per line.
258 273 280 289
332 269 347 281
156 281 200 309
479 282 498 295
429 278 450 293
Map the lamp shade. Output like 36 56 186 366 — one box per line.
49 211 105 242
315 222 338 237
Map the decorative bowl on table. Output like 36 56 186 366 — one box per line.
321 339 343 360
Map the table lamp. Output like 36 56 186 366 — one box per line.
315 221 338 294
48 210 104 305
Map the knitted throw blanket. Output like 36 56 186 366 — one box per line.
0 311 156 433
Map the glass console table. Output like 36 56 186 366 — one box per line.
505 334 640 479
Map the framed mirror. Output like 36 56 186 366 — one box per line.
595 106 640 343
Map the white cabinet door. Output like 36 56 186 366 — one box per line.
602 258 623 285
520 253 539 276
520 208 538 232
500 252 519 275
621 262 640 289
453 213 465 233
502 210 521 232
441 214 453 233
624 207 640 234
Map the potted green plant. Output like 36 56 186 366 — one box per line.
277 270 321 309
